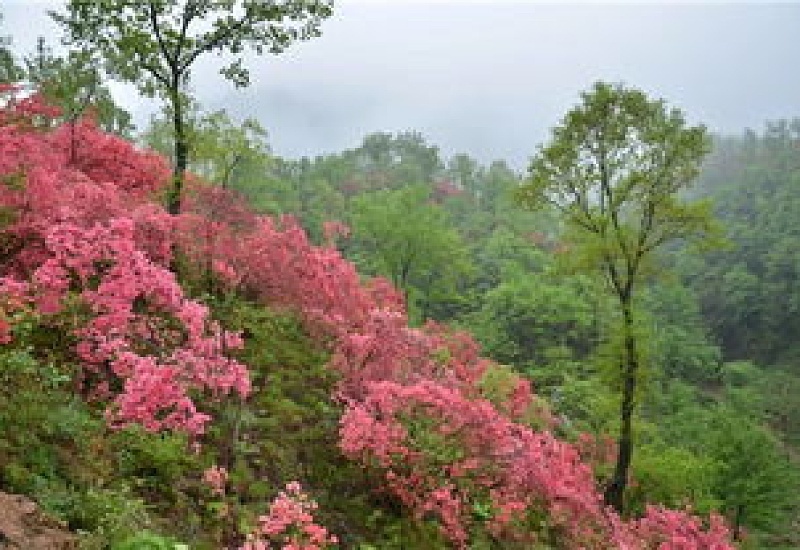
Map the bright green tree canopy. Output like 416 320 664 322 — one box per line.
51 0 333 95
518 81 718 511
518 81 716 297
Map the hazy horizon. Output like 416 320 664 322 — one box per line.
4 1 800 167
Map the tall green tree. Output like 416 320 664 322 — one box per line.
52 0 332 214
25 38 134 146
142 104 271 189
517 81 716 511
0 12 22 84
349 184 472 322
707 409 798 542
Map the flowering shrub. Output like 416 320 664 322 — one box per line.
28 216 250 435
240 482 338 550
611 505 734 549
340 380 608 548
0 92 247 435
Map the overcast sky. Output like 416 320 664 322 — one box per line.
3 1 800 167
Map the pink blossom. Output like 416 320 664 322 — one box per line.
203 465 228 497
240 483 337 550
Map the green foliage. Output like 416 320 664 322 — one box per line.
256 157 347 239
707 410 798 540
112 428 200 508
141 104 271 189
518 81 718 510
446 153 481 198
683 121 800 366
61 485 153 548
635 378 800 545
25 38 134 136
0 320 86 494
0 12 22 84
353 131 442 189
462 273 598 372
757 370 800 446
349 184 473 323
641 380 711 446
628 445 720 516
254 131 447 239
476 228 551 282
643 283 722 384
0 316 170 548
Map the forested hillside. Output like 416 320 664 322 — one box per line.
1 3 799 549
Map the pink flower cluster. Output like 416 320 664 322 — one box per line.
240 482 338 550
203 465 229 497
611 505 735 550
340 380 607 547
31 216 250 435
0 91 248 435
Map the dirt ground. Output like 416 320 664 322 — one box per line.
0 492 76 549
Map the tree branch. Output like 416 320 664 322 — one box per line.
174 0 198 75
140 60 170 87
180 15 251 73
149 1 175 69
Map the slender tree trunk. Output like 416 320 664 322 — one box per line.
168 87 187 215
69 119 78 165
220 154 242 190
733 505 744 541
205 221 214 294
166 86 188 277
604 297 638 512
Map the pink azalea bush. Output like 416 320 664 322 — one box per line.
610 505 734 549
240 482 338 550
0 90 248 435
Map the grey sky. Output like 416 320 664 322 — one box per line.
3 1 800 167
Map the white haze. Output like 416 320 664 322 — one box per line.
4 1 800 167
